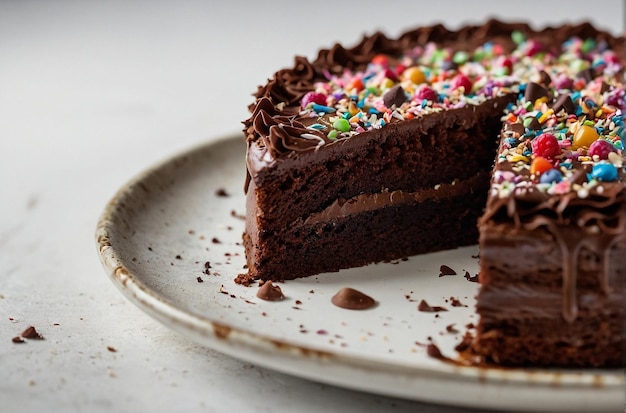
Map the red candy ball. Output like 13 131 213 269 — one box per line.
451 74 473 94
588 139 617 160
532 133 561 158
301 92 327 109
499 57 513 75
415 85 439 102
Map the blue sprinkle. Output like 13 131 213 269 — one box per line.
357 98 366 109
504 137 519 146
307 123 327 130
343 112 351 119
362 73 375 83
523 150 532 156
311 104 336 114
368 108 380 115
421 100 428 108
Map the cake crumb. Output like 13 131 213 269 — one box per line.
21 326 44 340
215 188 230 197
417 299 448 312
438 265 457 276
107 346 117 352
11 336 25 343
464 271 479 283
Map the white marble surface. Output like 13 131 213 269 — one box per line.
1 1 623 412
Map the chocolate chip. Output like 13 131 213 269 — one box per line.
256 281 285 301
527 117 542 130
331 287 376 310
552 93 576 114
524 82 549 104
382 85 408 108
577 67 595 82
504 122 525 136
537 70 552 88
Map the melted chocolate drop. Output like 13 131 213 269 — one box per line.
256 281 285 301
331 287 376 310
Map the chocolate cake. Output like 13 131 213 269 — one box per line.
241 19 625 367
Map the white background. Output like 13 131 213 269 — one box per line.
1 1 624 412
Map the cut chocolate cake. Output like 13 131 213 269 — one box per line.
241 19 625 367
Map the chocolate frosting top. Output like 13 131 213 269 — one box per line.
244 19 625 161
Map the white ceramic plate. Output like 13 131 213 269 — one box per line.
96 135 624 413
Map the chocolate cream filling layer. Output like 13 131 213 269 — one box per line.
303 172 488 226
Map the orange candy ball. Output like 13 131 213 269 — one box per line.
530 156 553 176
572 125 599 149
403 66 427 84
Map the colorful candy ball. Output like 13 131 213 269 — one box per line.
532 133 561 158
301 92 327 109
415 85 439 102
539 168 563 184
588 139 617 160
591 162 619 182
451 74 473 94
572 125 599 149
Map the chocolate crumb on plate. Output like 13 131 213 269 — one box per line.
107 346 117 352
331 288 377 310
426 343 447 360
438 265 457 277
446 323 460 334
21 326 44 340
464 271 479 283
450 297 467 307
417 299 448 312
215 188 230 197
196 276 204 283
12 336 25 343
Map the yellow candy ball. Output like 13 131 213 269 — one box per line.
403 66 426 85
572 125 599 149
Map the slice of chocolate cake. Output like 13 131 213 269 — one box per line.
241 19 625 367
472 52 626 368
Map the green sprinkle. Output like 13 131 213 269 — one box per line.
328 129 338 139
583 120 595 127
523 117 533 128
453 51 469 65
511 30 526 45
581 38 596 54
333 118 351 132
493 67 509 77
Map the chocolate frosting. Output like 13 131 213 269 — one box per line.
244 20 625 164
304 173 487 226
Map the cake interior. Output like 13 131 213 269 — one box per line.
244 100 511 281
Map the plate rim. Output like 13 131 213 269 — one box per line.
95 133 624 412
